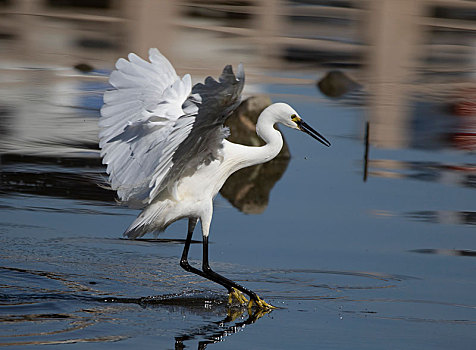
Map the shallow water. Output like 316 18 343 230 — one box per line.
1 1 476 349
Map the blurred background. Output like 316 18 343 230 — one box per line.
1 0 475 151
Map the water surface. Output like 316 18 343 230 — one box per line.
0 1 475 349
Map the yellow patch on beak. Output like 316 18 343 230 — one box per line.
291 114 301 123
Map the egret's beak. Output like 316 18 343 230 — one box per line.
296 119 331 147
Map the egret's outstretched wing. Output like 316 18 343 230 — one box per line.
99 48 195 205
99 48 244 206
153 63 245 199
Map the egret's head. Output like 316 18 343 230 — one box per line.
272 103 331 147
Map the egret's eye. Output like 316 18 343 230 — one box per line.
291 114 301 123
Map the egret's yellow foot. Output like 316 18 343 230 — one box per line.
228 287 248 305
248 296 277 311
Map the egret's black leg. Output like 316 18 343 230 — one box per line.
202 236 277 309
201 235 259 301
180 218 233 293
179 218 274 309
180 218 197 268
180 218 208 279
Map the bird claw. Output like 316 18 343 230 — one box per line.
228 287 249 305
248 295 277 311
228 288 276 313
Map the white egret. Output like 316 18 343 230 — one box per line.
99 49 330 309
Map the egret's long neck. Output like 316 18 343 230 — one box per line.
255 108 284 162
223 106 283 172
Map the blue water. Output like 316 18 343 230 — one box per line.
0 69 474 349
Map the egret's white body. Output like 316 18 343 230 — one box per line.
129 103 289 237
99 49 330 309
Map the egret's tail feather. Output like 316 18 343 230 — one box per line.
124 220 154 239
123 201 170 239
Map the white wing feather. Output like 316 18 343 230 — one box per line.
99 48 196 206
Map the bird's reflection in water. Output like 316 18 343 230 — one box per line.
104 292 272 349
0 266 271 348
221 96 290 214
174 306 271 349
